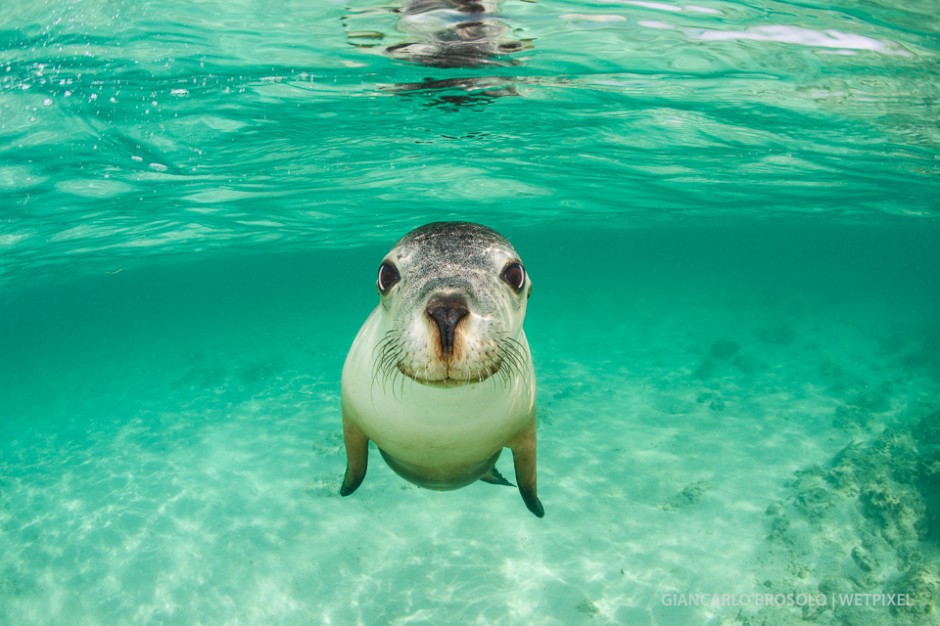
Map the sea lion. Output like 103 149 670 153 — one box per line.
340 222 543 517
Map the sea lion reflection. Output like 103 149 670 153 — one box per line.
386 0 528 68
346 0 532 104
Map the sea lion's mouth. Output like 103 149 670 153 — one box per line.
373 331 528 390
396 361 502 387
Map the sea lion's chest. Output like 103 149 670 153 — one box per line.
341 310 535 465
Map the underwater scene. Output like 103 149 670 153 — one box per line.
1 0 939 624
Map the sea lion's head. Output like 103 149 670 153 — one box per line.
373 221 531 387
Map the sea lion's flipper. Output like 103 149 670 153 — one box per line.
340 413 369 496
510 420 544 518
479 466 515 487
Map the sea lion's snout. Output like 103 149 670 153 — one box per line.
426 293 469 357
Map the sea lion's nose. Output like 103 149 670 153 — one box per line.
427 294 469 357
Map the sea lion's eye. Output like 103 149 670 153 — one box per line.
377 261 400 294
500 262 526 293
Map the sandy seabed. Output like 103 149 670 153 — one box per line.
1 249 938 626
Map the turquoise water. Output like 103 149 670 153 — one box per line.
2 1 939 624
